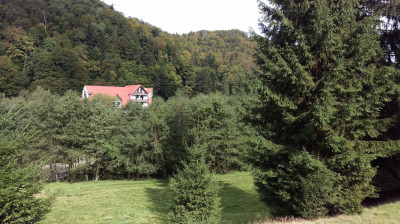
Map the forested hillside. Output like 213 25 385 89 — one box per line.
0 0 254 98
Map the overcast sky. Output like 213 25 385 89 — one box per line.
101 0 261 34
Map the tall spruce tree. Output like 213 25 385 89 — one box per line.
365 0 400 194
250 0 399 218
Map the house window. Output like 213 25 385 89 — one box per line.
114 101 122 108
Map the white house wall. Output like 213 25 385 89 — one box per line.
82 86 89 99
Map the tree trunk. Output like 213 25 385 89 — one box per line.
54 161 58 182
42 10 47 30
23 53 27 72
85 157 89 181
95 161 100 181
68 161 73 182
49 163 53 181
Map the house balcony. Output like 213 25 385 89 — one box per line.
132 93 147 96
131 98 148 103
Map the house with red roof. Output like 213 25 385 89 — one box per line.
82 85 153 107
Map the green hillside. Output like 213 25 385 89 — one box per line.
0 0 254 98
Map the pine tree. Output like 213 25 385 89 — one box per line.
250 0 399 218
192 94 243 173
0 108 50 223
169 138 221 223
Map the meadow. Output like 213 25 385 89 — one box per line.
40 172 270 224
40 172 400 224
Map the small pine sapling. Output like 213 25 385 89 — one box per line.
169 133 221 223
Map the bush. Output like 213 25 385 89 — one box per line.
169 144 221 223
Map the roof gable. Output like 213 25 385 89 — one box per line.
125 85 141 94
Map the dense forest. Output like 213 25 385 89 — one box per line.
1 0 400 223
1 88 252 180
0 0 255 98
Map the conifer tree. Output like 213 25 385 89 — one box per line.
192 94 243 173
169 136 221 223
250 0 398 218
0 109 50 223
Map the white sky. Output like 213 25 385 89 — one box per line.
101 0 261 34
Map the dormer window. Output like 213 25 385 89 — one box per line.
114 101 122 108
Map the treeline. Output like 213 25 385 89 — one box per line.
0 88 253 181
0 0 254 99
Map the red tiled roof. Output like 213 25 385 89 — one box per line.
84 85 151 106
126 85 143 93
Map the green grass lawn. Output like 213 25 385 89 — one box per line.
40 172 400 224
254 200 400 224
255 200 400 224
308 201 400 224
40 172 270 224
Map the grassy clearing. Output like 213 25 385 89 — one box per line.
310 201 400 224
253 201 400 224
40 172 400 224
40 172 270 224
